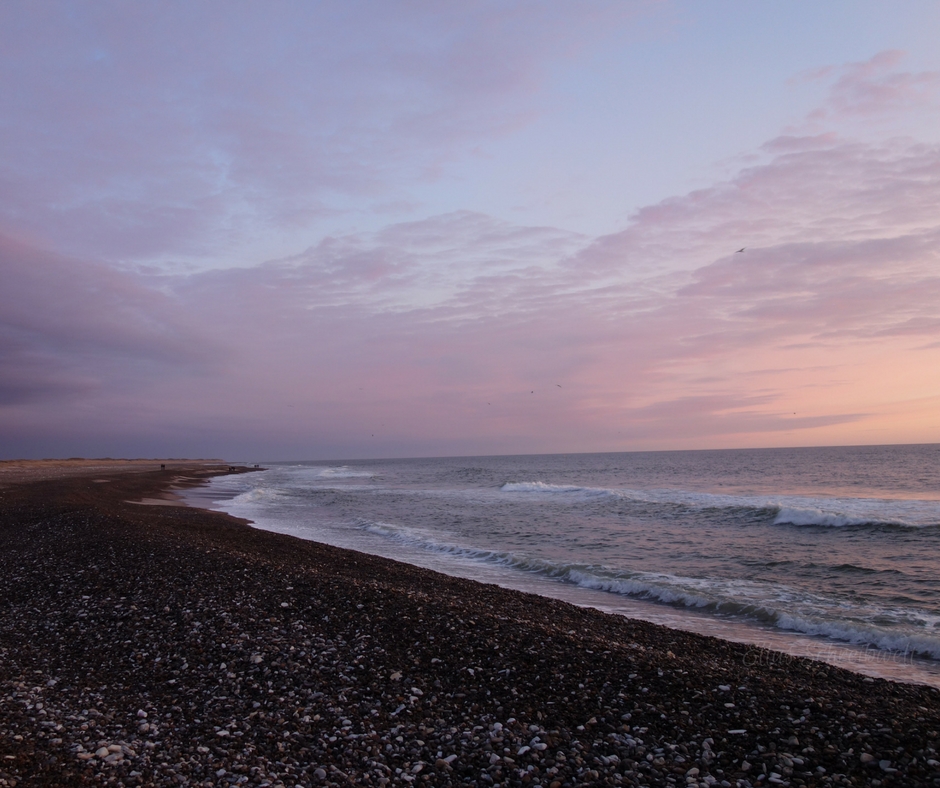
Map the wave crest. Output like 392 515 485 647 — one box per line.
353 517 940 660
500 481 940 528
772 506 884 527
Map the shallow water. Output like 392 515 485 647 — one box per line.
186 445 940 687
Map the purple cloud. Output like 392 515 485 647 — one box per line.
8 129 940 456
0 2 632 262
3 37 940 457
806 50 940 120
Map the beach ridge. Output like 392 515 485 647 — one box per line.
1 463 938 787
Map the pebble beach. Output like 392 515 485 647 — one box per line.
1 464 939 788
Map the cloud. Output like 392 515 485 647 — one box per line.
798 50 940 131
0 1 633 262
3 49 940 456
0 233 213 407
822 50 940 118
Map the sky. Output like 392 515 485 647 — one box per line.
2 1 940 460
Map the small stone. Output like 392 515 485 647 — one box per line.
314 767 327 780
136 710 147 718
95 747 109 758
250 654 263 664
861 753 875 764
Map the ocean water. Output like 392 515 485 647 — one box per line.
185 445 940 687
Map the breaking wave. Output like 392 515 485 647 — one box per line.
501 480 940 528
500 481 618 498
773 506 888 527
354 518 940 660
303 465 374 479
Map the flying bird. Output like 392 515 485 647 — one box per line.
735 247 746 253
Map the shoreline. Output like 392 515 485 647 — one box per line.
1 464 939 786
189 472 940 691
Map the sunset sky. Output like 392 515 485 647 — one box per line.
3 1 940 460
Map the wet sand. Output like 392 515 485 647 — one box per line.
1 464 939 787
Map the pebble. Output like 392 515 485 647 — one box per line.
1 465 939 787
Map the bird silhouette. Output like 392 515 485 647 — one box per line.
736 247 746 253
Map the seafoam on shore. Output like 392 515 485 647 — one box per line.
193 448 940 687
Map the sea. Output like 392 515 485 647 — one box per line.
184 444 940 688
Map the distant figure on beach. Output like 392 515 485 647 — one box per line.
161 464 165 470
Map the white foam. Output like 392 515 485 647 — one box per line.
500 480 940 527
774 613 940 660
304 466 374 479
352 516 940 660
500 481 615 497
773 506 882 527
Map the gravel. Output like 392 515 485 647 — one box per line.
1 466 939 787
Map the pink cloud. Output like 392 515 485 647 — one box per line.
0 2 633 262
799 50 940 127
3 97 940 456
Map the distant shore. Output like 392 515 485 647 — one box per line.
1 463 939 787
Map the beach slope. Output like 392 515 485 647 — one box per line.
1 463 938 787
